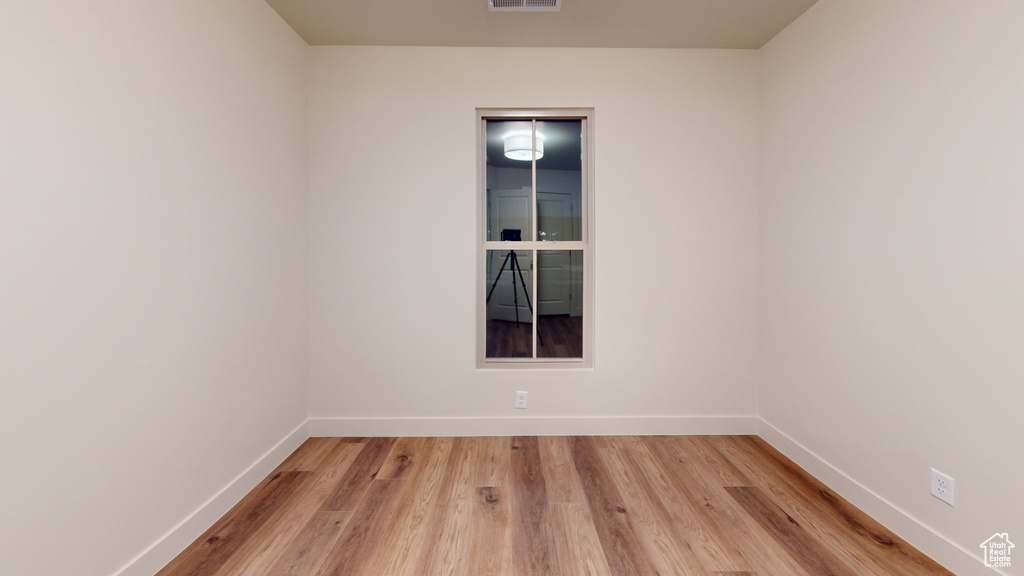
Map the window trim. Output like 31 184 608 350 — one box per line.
476 108 595 369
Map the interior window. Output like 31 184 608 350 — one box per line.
478 110 593 368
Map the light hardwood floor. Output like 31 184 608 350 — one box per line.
156 436 953 576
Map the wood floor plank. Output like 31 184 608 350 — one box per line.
727 486 859 576
538 436 587 504
315 478 408 576
155 471 310 576
638 436 767 574
364 437 455 576
602 437 707 576
711 436 954 576
321 437 397 512
465 486 514 576
647 436 818 576
212 441 364 576
550 502 615 576
276 438 344 472
377 437 427 480
473 435 512 488
412 437 479 576
679 436 752 486
710 436 890 575
510 436 561 576
570 436 658 576
263 511 352 576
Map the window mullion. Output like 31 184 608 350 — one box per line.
531 248 538 359
531 119 539 358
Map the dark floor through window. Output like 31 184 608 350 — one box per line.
485 315 583 359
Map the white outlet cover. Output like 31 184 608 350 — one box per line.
515 391 528 409
930 468 955 506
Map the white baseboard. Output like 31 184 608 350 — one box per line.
757 419 1000 576
309 415 759 437
111 420 310 576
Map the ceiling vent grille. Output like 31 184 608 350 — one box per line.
489 0 561 12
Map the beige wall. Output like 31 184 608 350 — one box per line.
8 2 1022 574
0 1 309 575
307 47 761 430
760 0 1024 572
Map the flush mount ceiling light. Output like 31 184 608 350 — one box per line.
503 131 545 161
489 0 561 12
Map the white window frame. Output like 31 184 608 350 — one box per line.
476 108 595 369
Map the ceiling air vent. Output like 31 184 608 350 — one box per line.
489 0 561 12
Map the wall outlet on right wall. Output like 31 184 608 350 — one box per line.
930 468 955 506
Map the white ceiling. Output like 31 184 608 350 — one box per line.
265 0 820 49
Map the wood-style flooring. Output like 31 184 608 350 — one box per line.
156 436 953 576
486 316 584 358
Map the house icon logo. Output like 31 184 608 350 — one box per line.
980 533 1014 568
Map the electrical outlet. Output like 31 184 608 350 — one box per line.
515 391 528 409
930 468 955 506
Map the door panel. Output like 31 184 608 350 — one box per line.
487 187 534 325
536 192 572 315
486 249 533 324
537 251 570 316
487 188 531 242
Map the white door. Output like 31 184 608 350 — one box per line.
487 188 533 323
537 191 573 316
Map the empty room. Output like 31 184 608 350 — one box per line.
2 0 1022 575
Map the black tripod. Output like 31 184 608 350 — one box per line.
485 250 544 347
